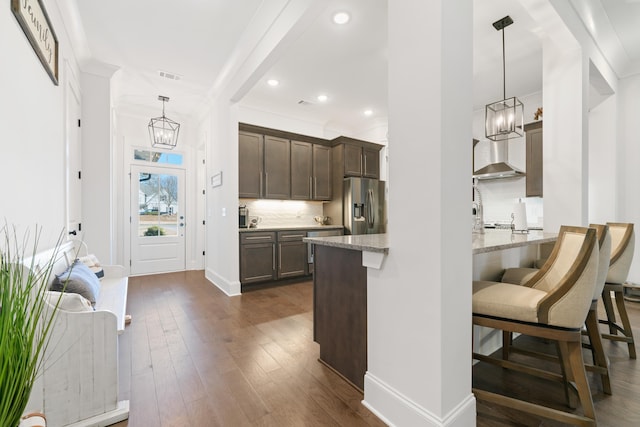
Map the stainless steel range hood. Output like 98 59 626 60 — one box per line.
473 140 524 180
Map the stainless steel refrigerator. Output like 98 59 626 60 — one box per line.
343 177 385 235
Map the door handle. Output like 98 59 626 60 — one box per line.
68 230 77 236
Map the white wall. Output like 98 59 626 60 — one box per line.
618 74 640 284
1 0 81 248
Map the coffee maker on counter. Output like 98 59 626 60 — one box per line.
239 205 249 228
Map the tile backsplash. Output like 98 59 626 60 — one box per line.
239 199 326 227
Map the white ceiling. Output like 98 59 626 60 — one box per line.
66 0 640 130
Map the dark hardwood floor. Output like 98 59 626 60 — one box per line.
112 271 640 426
112 271 386 427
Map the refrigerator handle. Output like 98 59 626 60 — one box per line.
366 189 375 228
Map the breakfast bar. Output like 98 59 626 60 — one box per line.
303 234 388 391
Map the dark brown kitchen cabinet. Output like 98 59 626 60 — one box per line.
524 121 543 197
291 141 332 201
239 232 276 284
291 141 313 200
263 136 291 199
340 143 381 179
277 231 307 278
239 131 263 198
312 144 332 200
362 148 380 178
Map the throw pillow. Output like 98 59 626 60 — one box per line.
78 254 104 279
51 260 101 305
45 291 94 312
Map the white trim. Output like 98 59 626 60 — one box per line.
63 400 129 427
362 251 385 269
363 373 476 427
205 268 241 296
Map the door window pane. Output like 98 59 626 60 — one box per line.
138 172 179 237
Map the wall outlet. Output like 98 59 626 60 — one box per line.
221 207 226 217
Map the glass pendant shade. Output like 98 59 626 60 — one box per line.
148 96 180 149
485 96 524 141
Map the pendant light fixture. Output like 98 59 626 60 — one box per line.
148 95 180 149
485 16 524 141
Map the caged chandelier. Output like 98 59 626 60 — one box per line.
148 95 180 149
485 16 524 141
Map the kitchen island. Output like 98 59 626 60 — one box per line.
303 234 388 391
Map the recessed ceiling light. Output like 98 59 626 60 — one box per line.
364 109 373 116
317 94 328 102
267 79 279 87
333 11 350 25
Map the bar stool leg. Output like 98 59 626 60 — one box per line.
601 289 617 335
613 287 637 359
560 340 596 422
585 305 612 394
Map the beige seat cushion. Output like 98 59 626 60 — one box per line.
473 280 547 323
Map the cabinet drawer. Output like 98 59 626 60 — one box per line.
277 231 307 242
240 232 276 244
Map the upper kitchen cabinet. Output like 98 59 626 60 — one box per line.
238 130 291 199
263 136 291 199
291 141 332 200
524 121 543 197
333 137 383 179
312 144 331 200
239 131 263 198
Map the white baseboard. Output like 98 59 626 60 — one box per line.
363 373 476 427
205 268 241 296
64 400 129 427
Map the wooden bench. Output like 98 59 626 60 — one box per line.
25 241 130 427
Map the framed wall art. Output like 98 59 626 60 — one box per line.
11 0 59 85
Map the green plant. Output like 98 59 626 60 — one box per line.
0 226 64 427
144 225 165 236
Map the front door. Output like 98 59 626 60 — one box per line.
130 165 186 275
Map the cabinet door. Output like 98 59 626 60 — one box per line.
278 240 307 278
343 144 363 177
291 140 312 200
264 136 291 199
362 148 380 179
525 122 543 197
239 131 263 198
312 144 332 200
240 243 275 284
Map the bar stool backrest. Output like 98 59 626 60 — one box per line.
606 222 634 285
589 224 612 300
523 226 599 328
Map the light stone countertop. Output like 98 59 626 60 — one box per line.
303 233 388 253
472 229 557 254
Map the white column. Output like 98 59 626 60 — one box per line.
542 40 589 231
363 1 475 426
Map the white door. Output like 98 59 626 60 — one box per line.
66 79 82 236
130 165 186 275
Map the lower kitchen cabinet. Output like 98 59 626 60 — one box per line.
240 230 311 286
240 232 276 284
277 231 308 278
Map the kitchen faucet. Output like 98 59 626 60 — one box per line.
472 178 485 234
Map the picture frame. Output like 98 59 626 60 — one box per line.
211 172 223 188
11 0 59 85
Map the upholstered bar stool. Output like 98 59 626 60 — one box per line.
599 222 636 359
500 224 613 394
473 226 599 425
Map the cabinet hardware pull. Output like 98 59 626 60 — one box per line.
259 173 263 196
279 244 282 269
364 155 367 174
245 236 271 240
273 246 276 270
282 234 305 238
265 172 268 193
309 176 312 197
314 177 317 195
